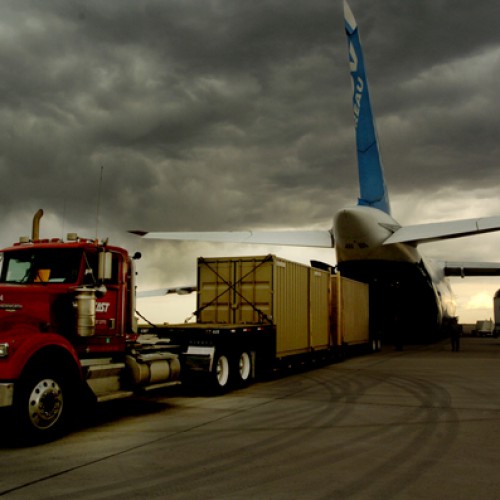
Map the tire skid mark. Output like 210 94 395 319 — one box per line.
312 367 461 499
1 347 481 499
1 372 346 498
43 368 394 498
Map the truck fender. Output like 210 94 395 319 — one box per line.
1 332 82 381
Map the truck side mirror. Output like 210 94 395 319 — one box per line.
98 252 112 281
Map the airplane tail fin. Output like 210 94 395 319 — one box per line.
344 1 391 215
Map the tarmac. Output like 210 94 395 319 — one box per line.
2 335 500 499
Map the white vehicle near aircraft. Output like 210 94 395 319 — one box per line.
133 1 500 342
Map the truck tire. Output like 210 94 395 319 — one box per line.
212 353 230 391
14 366 75 443
236 351 252 385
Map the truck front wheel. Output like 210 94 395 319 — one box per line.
14 367 75 443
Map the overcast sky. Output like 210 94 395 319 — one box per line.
1 0 499 323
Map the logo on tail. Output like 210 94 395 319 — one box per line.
344 0 391 215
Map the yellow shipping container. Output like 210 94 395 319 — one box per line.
309 268 331 350
197 255 330 358
330 274 369 346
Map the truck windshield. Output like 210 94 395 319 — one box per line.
0 248 84 284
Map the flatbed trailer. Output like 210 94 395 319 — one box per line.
139 255 372 390
140 323 275 388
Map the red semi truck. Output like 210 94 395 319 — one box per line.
0 212 185 442
0 212 371 442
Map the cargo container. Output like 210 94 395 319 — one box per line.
330 274 370 348
149 255 371 390
196 255 330 357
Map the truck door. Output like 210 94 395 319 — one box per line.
95 252 121 337
81 250 126 354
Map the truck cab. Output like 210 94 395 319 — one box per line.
0 237 134 348
0 228 179 442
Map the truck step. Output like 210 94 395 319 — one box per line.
84 362 126 397
140 380 181 392
96 391 134 403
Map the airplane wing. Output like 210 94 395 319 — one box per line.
130 230 335 248
444 262 500 277
137 286 197 298
383 216 500 245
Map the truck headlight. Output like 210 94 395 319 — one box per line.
0 343 9 358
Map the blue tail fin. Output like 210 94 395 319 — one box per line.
344 1 391 215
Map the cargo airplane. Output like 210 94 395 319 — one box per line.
133 1 500 341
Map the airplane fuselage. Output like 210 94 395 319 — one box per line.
334 206 418 263
333 206 456 341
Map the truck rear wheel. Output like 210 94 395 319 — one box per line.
237 351 252 385
212 353 230 391
14 367 75 443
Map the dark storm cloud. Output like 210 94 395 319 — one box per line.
0 0 350 237
0 0 499 250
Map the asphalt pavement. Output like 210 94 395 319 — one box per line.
2 336 500 499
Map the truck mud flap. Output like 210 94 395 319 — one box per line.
183 346 215 373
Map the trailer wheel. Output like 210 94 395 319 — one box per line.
14 366 75 443
237 351 252 385
370 338 381 352
212 353 230 390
